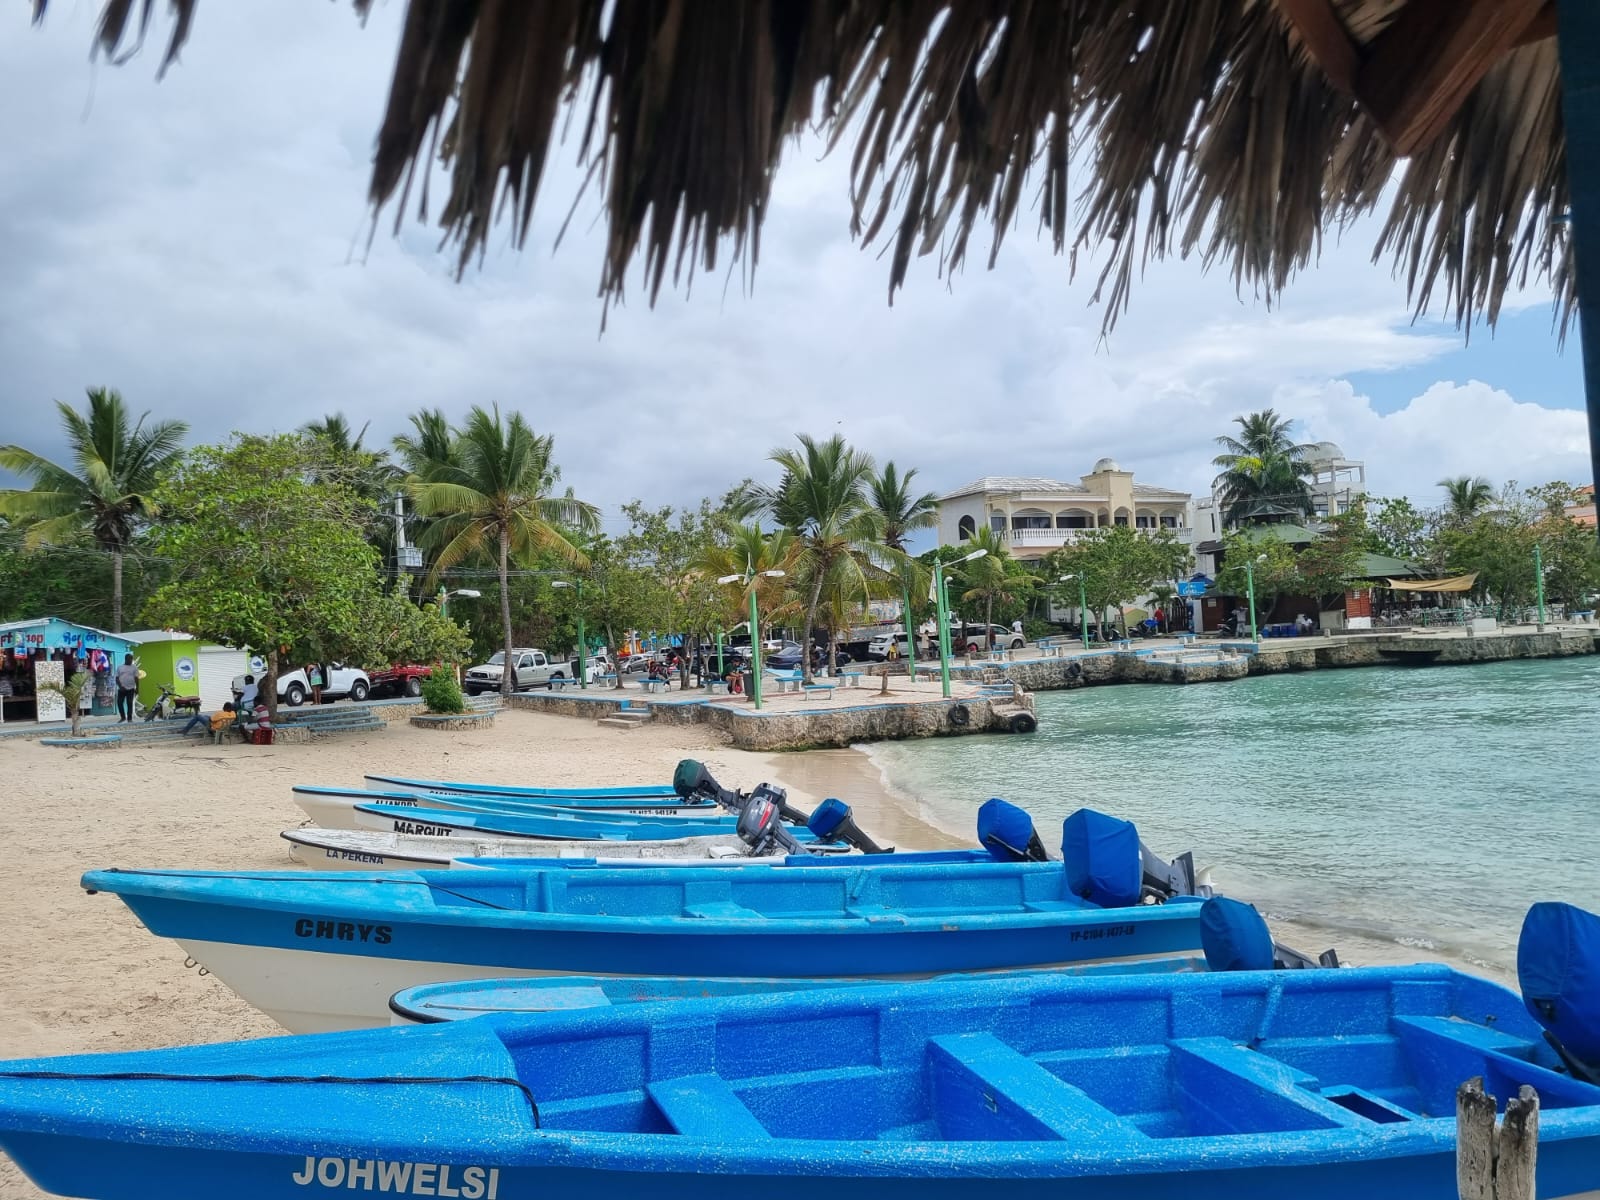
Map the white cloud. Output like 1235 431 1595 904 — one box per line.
1 1 1588 530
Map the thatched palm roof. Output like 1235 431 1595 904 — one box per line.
34 0 1572 335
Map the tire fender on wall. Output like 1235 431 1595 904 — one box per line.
948 703 971 728
1008 711 1038 734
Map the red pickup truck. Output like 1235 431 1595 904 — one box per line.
366 664 433 699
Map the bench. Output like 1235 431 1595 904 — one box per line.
637 678 669 694
706 681 729 695
767 671 803 694
597 674 619 688
549 677 576 691
802 684 837 700
837 670 865 688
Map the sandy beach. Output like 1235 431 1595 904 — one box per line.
0 708 1462 1199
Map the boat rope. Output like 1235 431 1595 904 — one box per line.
0 1070 541 1128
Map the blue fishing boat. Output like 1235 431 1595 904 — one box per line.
345 801 810 843
308 782 715 814
80 813 1216 1031
364 772 680 801
387 957 1209 1022
2 904 1597 1200
289 784 739 832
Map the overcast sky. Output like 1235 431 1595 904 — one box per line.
3 3 1592 541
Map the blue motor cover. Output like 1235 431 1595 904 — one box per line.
1200 897 1276 972
1061 809 1142 908
978 798 1045 861
807 799 850 841
1518 901 1600 1065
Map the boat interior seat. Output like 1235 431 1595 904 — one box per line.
647 1074 771 1139
1165 1038 1364 1134
1389 1015 1598 1109
845 904 909 923
925 1032 1146 1142
1021 900 1080 913
682 902 759 919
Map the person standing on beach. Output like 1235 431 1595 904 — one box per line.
114 654 139 723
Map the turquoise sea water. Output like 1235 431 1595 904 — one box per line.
865 657 1600 974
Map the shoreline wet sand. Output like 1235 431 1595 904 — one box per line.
0 709 1487 1198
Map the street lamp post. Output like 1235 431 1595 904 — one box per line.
715 627 725 680
437 587 481 619
1058 574 1089 647
550 580 586 688
933 548 987 699
1243 554 1267 643
1535 543 1547 631
717 565 786 710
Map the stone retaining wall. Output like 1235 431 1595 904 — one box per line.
505 689 1032 751
409 713 497 732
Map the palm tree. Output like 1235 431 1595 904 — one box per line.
865 462 938 662
408 406 598 695
1211 409 1316 526
958 527 1037 648
300 412 371 455
1439 475 1496 524
747 434 879 684
392 408 458 479
0 388 187 630
697 523 801 642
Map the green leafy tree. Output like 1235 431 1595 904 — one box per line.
408 406 597 696
617 500 733 684
143 435 464 719
1293 508 1368 608
1045 526 1191 638
1211 410 1315 526
1365 496 1436 565
1213 531 1301 628
748 434 880 684
0 388 187 630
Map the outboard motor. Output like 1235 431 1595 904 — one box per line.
977 798 1050 862
674 759 812 826
1061 808 1216 906
735 793 808 857
1202 897 1340 972
1519 902 1600 1084
806 798 892 854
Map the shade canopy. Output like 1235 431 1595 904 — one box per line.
1383 573 1480 593
34 0 1573 337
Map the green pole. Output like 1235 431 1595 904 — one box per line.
1077 578 1088 648
1246 561 1260 643
748 579 763 710
716 627 724 679
935 562 953 699
902 582 916 669
438 586 448 620
575 580 587 689
1535 543 1546 630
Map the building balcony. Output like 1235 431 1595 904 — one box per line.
997 526 1192 550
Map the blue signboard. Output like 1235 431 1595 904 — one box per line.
1176 580 1209 598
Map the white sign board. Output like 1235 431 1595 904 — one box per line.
34 660 66 723
176 656 196 681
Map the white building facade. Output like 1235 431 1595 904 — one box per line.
936 460 1193 562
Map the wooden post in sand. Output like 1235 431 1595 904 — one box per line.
1457 1077 1538 1200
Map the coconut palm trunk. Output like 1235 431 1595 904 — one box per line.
499 526 515 698
111 550 124 633
801 569 828 685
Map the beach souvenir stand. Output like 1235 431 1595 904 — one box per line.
0 617 138 723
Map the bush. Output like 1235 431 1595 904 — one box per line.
419 668 467 715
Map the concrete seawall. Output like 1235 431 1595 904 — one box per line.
505 687 1037 751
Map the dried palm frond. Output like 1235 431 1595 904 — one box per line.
33 0 1576 336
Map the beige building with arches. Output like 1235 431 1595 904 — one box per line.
936 460 1194 561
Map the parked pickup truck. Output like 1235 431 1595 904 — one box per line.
463 648 570 695
367 664 433 699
